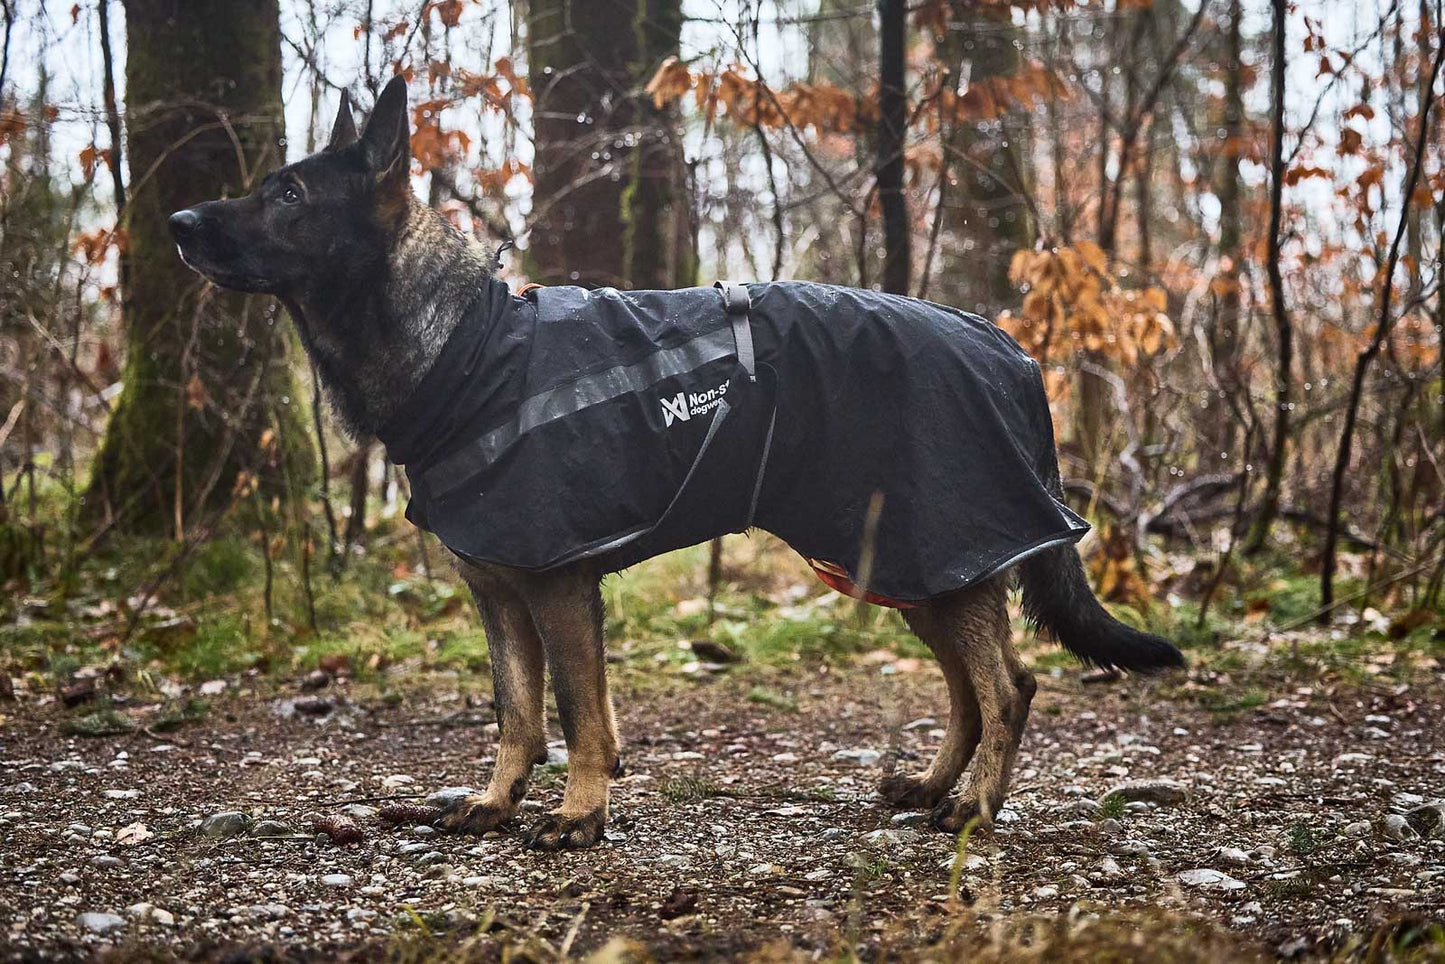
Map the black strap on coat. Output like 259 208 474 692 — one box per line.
715 280 755 381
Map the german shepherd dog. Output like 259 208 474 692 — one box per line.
170 77 1183 850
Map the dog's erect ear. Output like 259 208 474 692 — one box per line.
361 75 411 189
325 89 358 152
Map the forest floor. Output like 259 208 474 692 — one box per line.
2 534 1445 961
2 640 1443 962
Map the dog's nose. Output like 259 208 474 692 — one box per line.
168 209 201 240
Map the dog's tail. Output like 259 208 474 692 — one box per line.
1017 542 1184 673
1017 450 1184 673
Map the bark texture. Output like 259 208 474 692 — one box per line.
85 0 313 538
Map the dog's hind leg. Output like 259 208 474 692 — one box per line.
932 577 1035 833
434 567 546 835
521 568 619 850
879 605 982 811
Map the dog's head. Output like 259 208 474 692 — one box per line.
169 76 413 296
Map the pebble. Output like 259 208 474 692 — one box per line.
1103 779 1188 806
1178 868 1246 891
425 787 478 809
1214 846 1251 867
250 821 292 838
863 828 912 847
546 746 570 766
1099 818 1122 835
76 912 125 934
320 874 352 888
1407 801 1445 838
890 811 930 827
1342 821 1371 838
831 748 881 767
89 856 122 869
199 811 251 839
341 804 379 820
1094 857 1123 877
1382 814 1416 841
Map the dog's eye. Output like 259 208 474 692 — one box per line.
279 186 301 205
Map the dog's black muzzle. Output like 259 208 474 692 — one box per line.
168 201 280 294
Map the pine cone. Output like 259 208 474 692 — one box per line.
311 814 365 845
378 802 441 826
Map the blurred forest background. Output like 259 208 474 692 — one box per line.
1 0 1444 682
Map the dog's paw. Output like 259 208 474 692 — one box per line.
931 797 991 835
879 773 949 811
432 795 510 835
522 810 606 851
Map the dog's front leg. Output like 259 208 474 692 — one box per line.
521 568 618 850
435 571 546 835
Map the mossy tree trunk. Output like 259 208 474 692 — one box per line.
84 0 312 539
932 0 1035 315
526 0 639 288
623 0 692 290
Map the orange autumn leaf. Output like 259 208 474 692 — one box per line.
645 56 694 109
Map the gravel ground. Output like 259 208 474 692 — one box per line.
1 659 1442 961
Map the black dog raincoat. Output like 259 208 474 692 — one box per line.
377 279 1088 605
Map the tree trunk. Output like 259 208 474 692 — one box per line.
527 0 639 288
1206 0 1246 458
876 0 910 295
1244 0 1292 555
933 0 1035 314
84 0 312 539
623 0 690 289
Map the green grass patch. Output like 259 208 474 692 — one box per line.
745 686 798 712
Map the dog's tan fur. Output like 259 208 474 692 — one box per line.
433 561 1035 849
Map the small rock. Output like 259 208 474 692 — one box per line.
1406 801 1445 838
890 811 930 827
863 828 912 847
1214 846 1251 867
689 639 739 663
1382 814 1416 841
299 669 331 692
1178 868 1246 891
340 804 379 820
1332 752 1373 768
1102 779 1188 807
293 696 333 716
251 821 292 838
320 873 352 888
1342 821 1371 838
1099 818 1122 835
77 912 125 934
89 856 122 869
831 748 882 767
902 717 937 731
1032 885 1059 899
1094 857 1123 878
426 786 479 809
546 746 569 766
199 811 251 839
